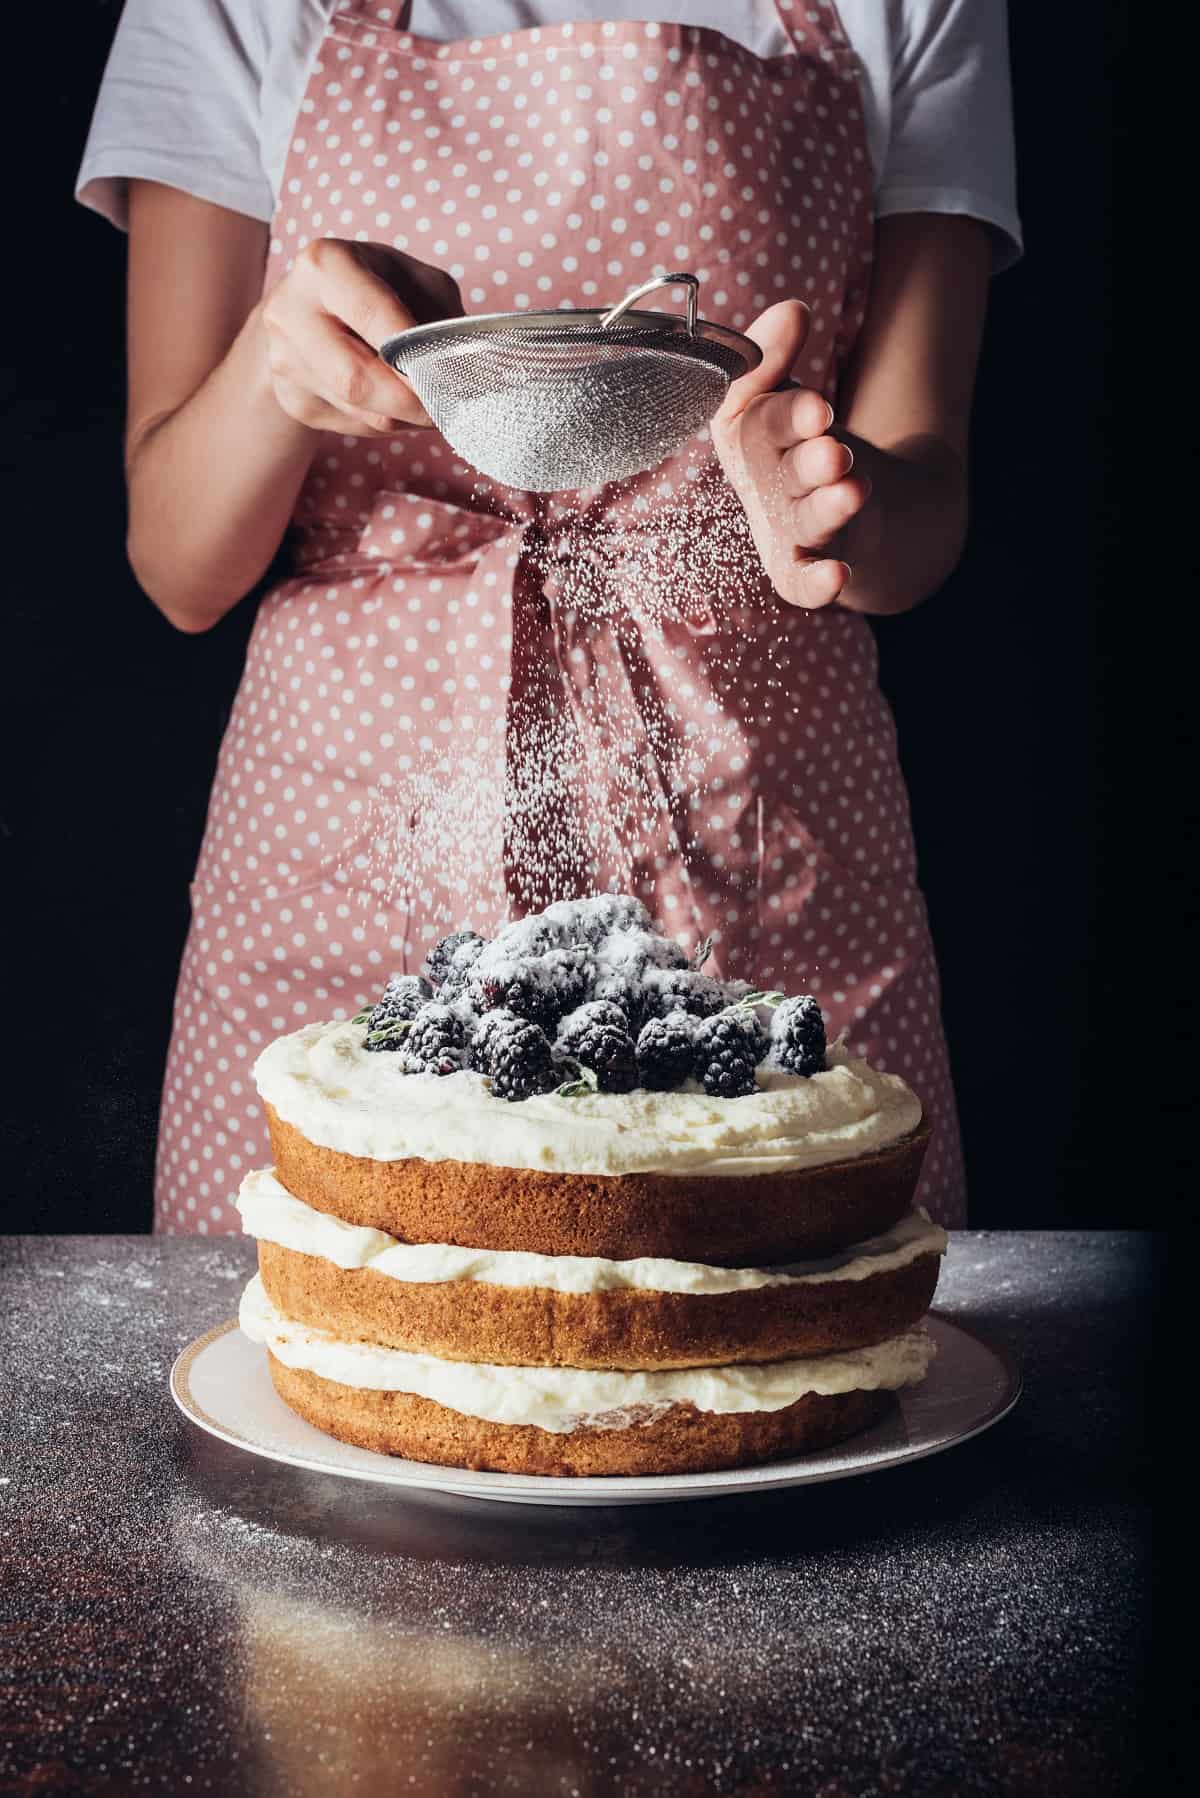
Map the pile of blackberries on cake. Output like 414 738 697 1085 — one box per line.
356 896 827 1102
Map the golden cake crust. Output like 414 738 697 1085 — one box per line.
257 1238 941 1371
268 1355 891 1477
265 1104 932 1264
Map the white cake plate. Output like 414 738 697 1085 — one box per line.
170 1313 1020 1507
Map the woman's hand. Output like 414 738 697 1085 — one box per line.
710 300 872 609
124 184 470 629
260 239 463 436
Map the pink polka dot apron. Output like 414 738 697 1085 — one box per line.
157 0 967 1232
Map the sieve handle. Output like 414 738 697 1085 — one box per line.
600 273 699 334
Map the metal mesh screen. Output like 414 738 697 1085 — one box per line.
391 325 748 492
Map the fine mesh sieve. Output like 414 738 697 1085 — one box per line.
378 273 761 492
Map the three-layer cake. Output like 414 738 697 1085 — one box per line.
237 897 944 1477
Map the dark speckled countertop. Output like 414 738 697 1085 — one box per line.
0 1232 1157 1796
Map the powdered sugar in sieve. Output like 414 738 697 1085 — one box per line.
379 274 759 492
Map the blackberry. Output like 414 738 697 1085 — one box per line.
734 1004 769 1062
715 1000 769 1062
377 974 432 1018
636 1011 699 1091
491 915 570 958
556 1000 629 1054
469 947 593 1032
545 894 652 947
770 995 827 1077
488 1015 555 1102
560 1016 638 1094
591 970 645 1034
423 930 486 992
469 1007 520 1075
600 927 689 975
692 1012 763 1099
640 968 726 1022
363 973 433 1050
398 1002 467 1076
441 951 489 1001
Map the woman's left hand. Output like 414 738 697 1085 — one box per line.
710 300 874 609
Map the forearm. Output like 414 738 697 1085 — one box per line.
834 431 968 618
126 301 317 632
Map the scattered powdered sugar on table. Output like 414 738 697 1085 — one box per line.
1 1234 1153 1793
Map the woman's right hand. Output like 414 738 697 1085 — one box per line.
260 239 463 436
124 186 467 627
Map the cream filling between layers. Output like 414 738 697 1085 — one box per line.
237 1167 947 1295
254 1018 922 1177
240 1275 935 1431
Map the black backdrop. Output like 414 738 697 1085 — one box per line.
1 3 1136 1232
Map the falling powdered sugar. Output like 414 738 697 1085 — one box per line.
341 454 809 952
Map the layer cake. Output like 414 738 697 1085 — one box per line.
237 896 944 1476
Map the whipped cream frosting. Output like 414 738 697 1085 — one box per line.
254 1019 922 1177
240 1275 935 1431
237 1167 947 1295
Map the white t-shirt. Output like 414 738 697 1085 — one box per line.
76 0 1022 268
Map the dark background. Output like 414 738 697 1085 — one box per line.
2 3 1141 1232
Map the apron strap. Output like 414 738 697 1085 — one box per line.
335 1 413 28
771 0 851 53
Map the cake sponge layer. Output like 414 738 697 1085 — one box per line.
257 1236 942 1370
267 1356 894 1476
241 1273 933 1426
265 1105 933 1265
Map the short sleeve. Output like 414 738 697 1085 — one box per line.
76 0 272 231
879 0 1022 271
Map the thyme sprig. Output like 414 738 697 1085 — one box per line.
555 1061 599 1099
364 1018 414 1049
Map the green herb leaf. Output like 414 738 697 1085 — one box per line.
732 989 785 1011
352 1011 372 1025
365 1019 413 1048
555 1063 599 1099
